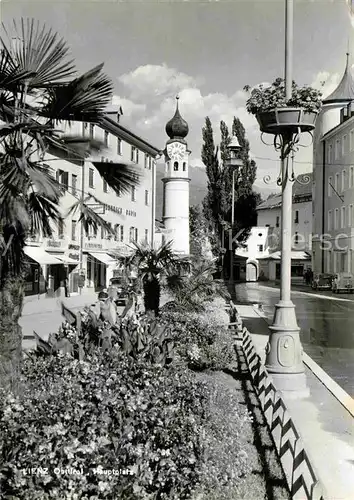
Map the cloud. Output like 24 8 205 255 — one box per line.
311 71 340 99
111 95 146 118
114 63 338 189
118 64 202 101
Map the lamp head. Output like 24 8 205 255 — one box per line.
227 134 243 166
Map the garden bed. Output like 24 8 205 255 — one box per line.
0 296 290 499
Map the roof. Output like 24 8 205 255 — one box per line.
256 173 312 210
323 53 354 104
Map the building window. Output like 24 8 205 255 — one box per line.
173 161 179 171
328 144 333 163
144 229 149 244
342 170 346 191
334 208 339 230
294 232 299 245
60 171 69 190
328 210 332 231
104 131 109 146
335 139 340 160
103 179 108 193
294 210 299 224
136 149 139 163
131 146 135 162
328 176 332 197
114 224 120 241
88 168 94 188
349 205 353 227
117 138 122 155
71 220 77 241
341 206 346 228
120 225 124 242
144 154 148 168
145 189 149 206
72 174 77 196
257 244 264 252
183 162 186 171
82 122 88 136
335 172 339 192
89 124 94 139
342 134 348 155
135 228 138 242
149 157 152 170
131 185 136 202
276 216 280 228
58 219 64 239
129 227 135 243
350 166 354 188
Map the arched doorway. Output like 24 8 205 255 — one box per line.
246 261 258 282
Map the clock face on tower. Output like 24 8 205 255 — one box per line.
167 142 186 161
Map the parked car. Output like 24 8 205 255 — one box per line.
311 273 334 291
107 277 128 305
331 272 354 294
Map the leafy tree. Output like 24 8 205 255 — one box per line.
189 204 210 258
202 116 260 262
0 18 140 391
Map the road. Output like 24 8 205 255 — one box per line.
235 282 354 397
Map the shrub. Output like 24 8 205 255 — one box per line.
0 351 207 499
159 299 235 372
192 373 253 499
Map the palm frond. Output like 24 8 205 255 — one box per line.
27 192 61 236
67 200 114 235
0 18 76 87
91 160 141 195
40 63 113 121
0 48 33 92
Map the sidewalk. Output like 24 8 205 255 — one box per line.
21 292 98 346
236 304 354 500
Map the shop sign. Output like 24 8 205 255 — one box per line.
85 243 103 250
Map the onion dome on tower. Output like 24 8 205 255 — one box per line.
323 52 354 104
165 96 189 140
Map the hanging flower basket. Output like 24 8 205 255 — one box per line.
256 107 318 135
243 78 322 135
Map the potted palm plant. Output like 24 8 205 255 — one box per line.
244 78 322 134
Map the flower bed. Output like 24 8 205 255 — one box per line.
0 296 289 499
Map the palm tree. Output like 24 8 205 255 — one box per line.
0 19 140 391
124 241 188 316
164 258 230 312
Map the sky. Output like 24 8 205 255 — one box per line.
1 0 353 193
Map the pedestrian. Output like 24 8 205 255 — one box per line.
64 277 70 297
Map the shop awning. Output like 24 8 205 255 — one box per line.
267 251 311 261
55 255 80 265
23 246 63 265
88 252 116 266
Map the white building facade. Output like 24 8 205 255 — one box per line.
312 53 354 275
24 106 160 297
235 175 312 282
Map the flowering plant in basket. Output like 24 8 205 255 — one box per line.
244 78 322 115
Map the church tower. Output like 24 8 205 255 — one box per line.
162 97 190 255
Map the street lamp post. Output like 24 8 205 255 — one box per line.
264 0 308 396
227 135 243 285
